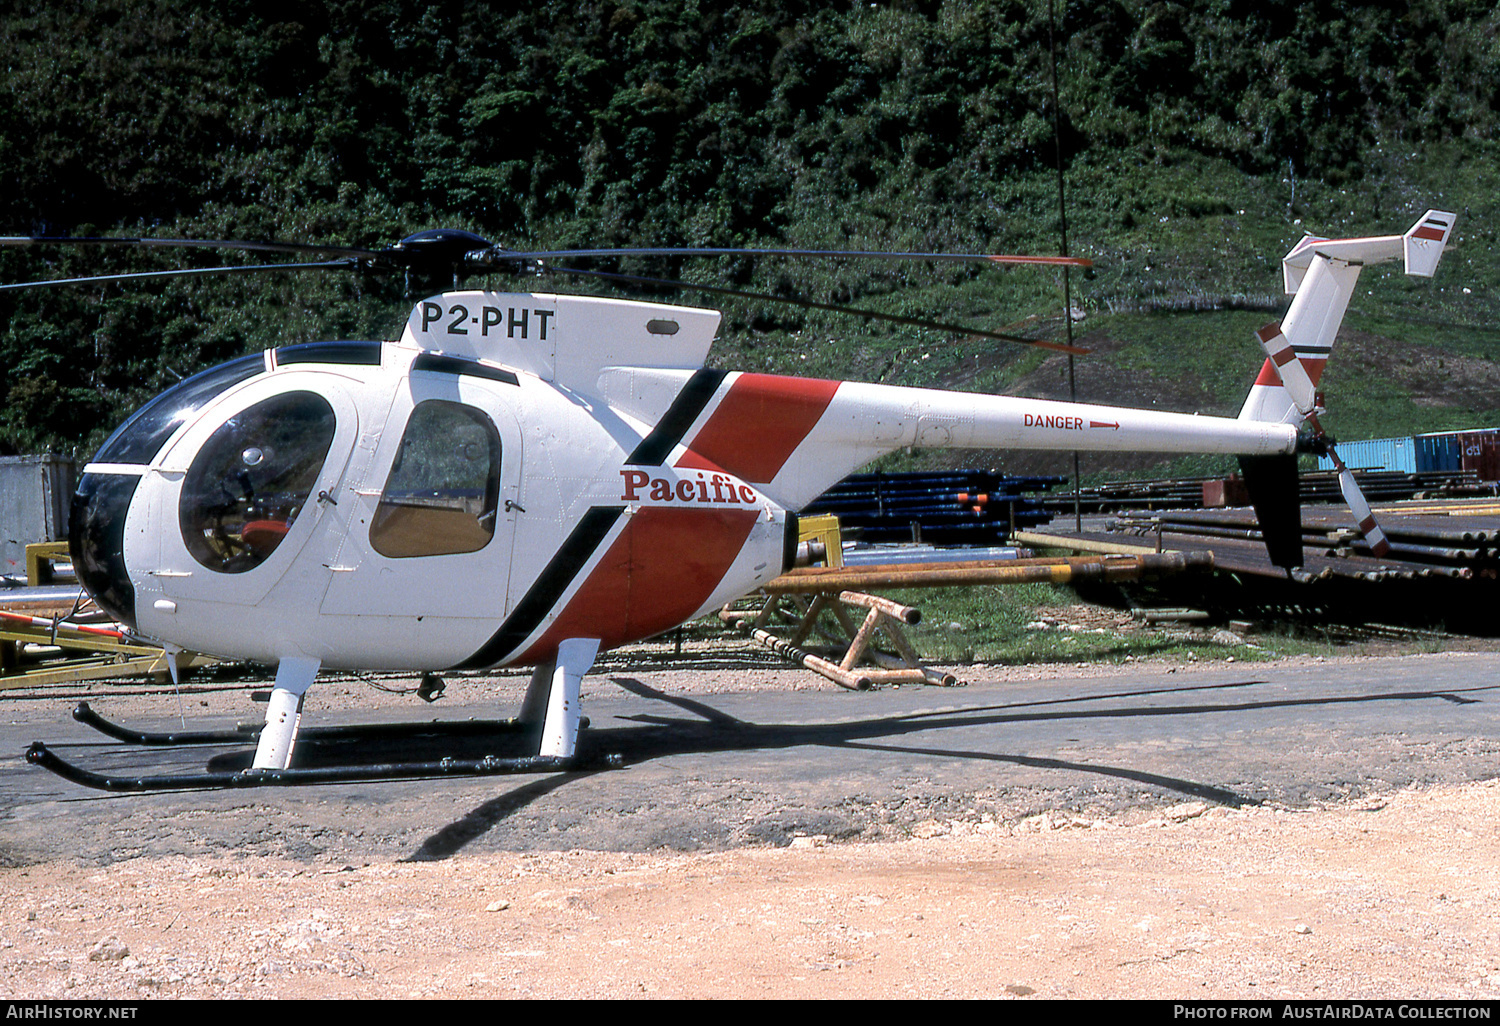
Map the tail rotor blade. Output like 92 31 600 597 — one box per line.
1255 322 1319 415
1329 448 1392 558
1263 317 1389 557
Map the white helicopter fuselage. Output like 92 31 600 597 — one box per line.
102 317 791 670
72 288 1303 674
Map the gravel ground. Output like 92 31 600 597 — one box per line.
1 779 1498 1000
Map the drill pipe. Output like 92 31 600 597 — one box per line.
763 553 1212 593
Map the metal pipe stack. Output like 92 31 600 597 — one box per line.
1105 500 1500 583
803 469 1067 545
1046 469 1491 515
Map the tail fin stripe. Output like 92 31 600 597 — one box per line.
1252 360 1280 387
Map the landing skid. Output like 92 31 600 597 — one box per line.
69 701 579 746
25 702 620 792
25 742 620 792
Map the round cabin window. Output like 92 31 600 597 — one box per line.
179 391 337 574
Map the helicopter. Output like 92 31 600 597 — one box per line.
9 208 1455 790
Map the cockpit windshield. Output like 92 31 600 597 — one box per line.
93 354 265 465
179 391 336 574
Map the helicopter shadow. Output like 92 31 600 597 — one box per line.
401 673 1498 861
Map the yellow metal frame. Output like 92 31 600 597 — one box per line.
797 513 844 568
720 589 957 690
25 540 69 586
0 618 216 690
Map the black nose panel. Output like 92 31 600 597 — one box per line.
70 473 141 629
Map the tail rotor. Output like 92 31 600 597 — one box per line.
1238 210 1455 566
1254 320 1391 560
1330 449 1392 559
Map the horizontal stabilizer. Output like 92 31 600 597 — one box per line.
1245 209 1456 427
1282 208 1457 293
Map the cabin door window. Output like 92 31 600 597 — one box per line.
369 399 502 558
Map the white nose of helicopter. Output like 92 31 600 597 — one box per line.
67 352 271 632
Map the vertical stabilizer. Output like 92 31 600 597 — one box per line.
1238 454 1303 570
1233 210 1455 569
1239 210 1457 425
1403 210 1456 277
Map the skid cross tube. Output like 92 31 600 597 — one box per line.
25 742 623 792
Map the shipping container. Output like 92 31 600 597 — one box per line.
1316 436 1416 474
1415 432 1465 473
1456 429 1500 480
0 454 74 579
1479 442 1500 483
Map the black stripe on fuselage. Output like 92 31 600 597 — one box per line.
275 341 384 367
412 352 521 385
452 505 627 670
624 368 728 466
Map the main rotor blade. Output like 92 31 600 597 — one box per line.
0 235 382 260
0 258 360 292
548 265 1089 355
482 246 1091 268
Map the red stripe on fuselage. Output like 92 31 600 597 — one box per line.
675 374 841 483
514 506 760 664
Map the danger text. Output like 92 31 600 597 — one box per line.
1023 413 1084 430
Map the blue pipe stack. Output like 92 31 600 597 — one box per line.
803 470 1065 545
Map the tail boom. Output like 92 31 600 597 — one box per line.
604 368 1298 510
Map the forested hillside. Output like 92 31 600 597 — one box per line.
2 0 1497 476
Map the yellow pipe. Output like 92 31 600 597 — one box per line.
1011 530 1170 557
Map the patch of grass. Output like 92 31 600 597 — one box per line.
884 584 1276 667
886 583 1478 667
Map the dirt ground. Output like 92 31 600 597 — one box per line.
2 779 1498 1000
3 631 1500 1000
